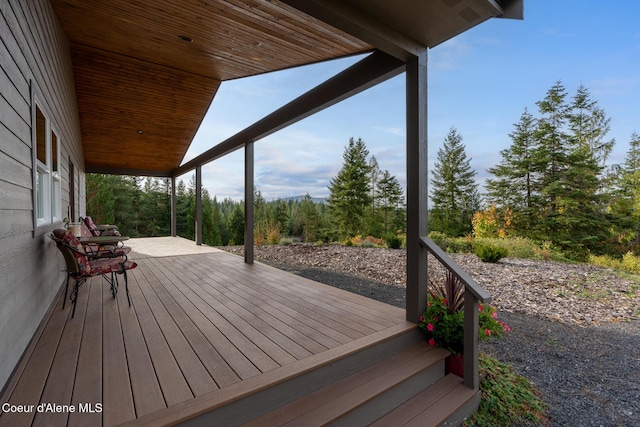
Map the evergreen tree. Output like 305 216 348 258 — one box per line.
327 137 372 238
366 155 384 236
534 80 571 223
618 132 640 245
569 85 614 165
86 173 116 223
430 127 479 236
376 170 404 234
299 194 321 242
175 180 191 238
228 204 244 245
211 196 224 246
486 109 539 233
484 82 617 257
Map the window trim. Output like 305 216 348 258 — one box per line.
31 86 62 231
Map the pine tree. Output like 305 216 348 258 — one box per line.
376 170 404 234
534 80 571 222
299 194 321 242
228 204 244 245
430 127 479 236
486 109 539 233
327 137 372 238
618 132 640 245
366 155 384 236
569 85 614 165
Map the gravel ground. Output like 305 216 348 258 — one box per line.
227 246 640 427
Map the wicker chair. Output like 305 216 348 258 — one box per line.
50 229 137 318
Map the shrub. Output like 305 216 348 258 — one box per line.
590 251 640 273
385 234 403 249
254 232 265 246
475 244 508 263
266 223 281 245
622 251 640 273
464 355 548 426
472 204 513 239
279 237 293 245
428 231 450 250
360 240 375 248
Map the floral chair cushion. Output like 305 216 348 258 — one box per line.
83 216 102 237
89 258 137 275
53 229 90 275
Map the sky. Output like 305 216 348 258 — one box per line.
179 0 640 202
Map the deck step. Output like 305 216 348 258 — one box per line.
242 342 450 426
371 374 480 427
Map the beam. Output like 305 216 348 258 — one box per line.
85 166 172 177
172 50 404 177
405 49 428 323
281 0 424 60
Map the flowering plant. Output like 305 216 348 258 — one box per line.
418 294 510 355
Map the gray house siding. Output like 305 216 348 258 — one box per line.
0 0 84 390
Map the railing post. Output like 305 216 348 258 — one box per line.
463 288 479 390
422 236 489 391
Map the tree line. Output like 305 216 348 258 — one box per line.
431 81 640 260
86 137 407 246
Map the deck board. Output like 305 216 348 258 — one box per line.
31 280 89 427
0 237 407 426
132 266 219 396
136 263 241 388
102 277 136 427
0 292 68 427
127 271 194 406
67 278 103 427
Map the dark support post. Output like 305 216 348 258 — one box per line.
171 176 177 237
195 166 202 245
405 48 428 323
244 142 254 264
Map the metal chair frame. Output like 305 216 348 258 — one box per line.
50 230 135 318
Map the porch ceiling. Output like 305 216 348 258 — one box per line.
50 0 517 176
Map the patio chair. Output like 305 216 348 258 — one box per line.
50 229 137 318
78 220 131 256
81 216 122 236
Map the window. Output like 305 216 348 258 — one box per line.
34 103 61 226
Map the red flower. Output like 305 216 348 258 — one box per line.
428 338 436 346
427 323 434 331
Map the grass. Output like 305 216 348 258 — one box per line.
464 355 549 427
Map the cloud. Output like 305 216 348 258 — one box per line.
429 38 471 70
373 126 405 137
590 77 638 96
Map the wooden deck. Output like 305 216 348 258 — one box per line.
0 237 409 426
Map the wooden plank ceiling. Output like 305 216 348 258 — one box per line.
50 0 516 176
50 0 373 176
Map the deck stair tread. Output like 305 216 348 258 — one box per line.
371 374 478 427
242 342 450 426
